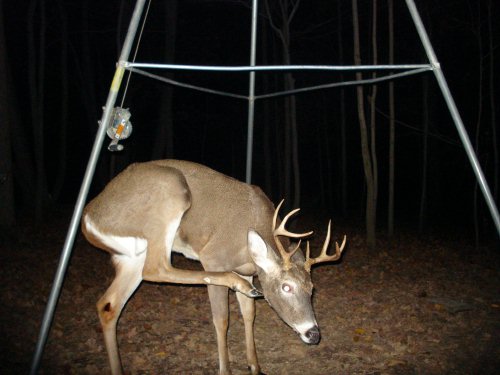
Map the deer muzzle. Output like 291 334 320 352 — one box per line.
303 326 321 345
294 322 321 345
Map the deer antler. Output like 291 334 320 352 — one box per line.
304 220 346 272
272 200 313 270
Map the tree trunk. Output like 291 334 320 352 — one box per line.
0 1 15 231
264 0 301 209
419 3 434 234
387 0 395 240
321 94 333 210
317 101 326 208
81 0 107 188
116 0 127 54
52 0 69 201
286 75 300 208
352 0 376 248
337 0 347 215
473 3 484 246
487 0 497 200
261 18 273 196
153 0 178 160
28 0 49 222
369 0 379 238
419 76 429 233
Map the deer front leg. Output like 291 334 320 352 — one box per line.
236 284 263 375
143 261 261 297
207 285 231 375
141 221 261 297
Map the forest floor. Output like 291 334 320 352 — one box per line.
1 210 499 375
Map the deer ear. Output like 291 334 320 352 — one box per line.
248 229 278 274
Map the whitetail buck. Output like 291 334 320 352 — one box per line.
82 159 346 375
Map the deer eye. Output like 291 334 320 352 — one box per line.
281 283 294 293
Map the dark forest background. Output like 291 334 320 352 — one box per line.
0 0 498 246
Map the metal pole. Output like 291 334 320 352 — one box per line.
245 0 258 183
29 1 148 373
405 0 500 237
126 62 432 71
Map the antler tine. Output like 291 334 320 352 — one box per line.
304 220 346 272
272 199 285 233
288 239 302 259
273 200 313 237
275 208 314 238
319 220 332 257
272 199 313 270
336 234 347 255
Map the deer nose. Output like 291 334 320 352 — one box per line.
304 326 320 345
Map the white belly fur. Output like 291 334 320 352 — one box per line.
172 238 200 260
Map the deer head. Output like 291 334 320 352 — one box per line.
247 200 346 345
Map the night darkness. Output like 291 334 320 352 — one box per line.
1 1 500 374
1 1 499 239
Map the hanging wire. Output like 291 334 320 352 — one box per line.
127 67 249 100
125 66 432 101
255 67 432 100
119 0 152 107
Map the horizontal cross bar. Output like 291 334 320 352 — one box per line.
125 62 433 72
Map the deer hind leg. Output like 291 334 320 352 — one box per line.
236 277 262 375
97 252 146 375
207 285 231 375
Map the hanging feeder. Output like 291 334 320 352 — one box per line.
106 107 133 151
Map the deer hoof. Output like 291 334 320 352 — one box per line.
247 366 266 375
248 288 263 298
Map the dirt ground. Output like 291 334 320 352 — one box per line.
1 212 499 375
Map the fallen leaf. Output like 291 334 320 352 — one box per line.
354 328 366 335
155 351 167 358
126 326 138 339
434 303 444 311
387 359 408 367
